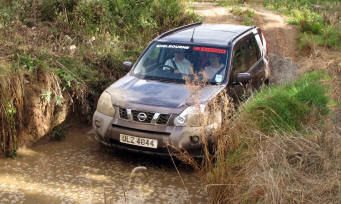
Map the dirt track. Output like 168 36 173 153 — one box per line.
1 2 340 204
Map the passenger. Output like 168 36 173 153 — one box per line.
204 53 225 81
164 49 193 74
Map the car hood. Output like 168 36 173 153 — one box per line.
106 74 225 114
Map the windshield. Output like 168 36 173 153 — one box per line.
133 42 229 84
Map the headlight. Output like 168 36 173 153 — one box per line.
174 105 206 127
96 91 115 117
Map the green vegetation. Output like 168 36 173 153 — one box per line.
0 0 199 156
0 0 199 90
0 72 24 158
244 71 330 133
230 7 255 25
197 71 340 203
264 0 341 49
216 0 247 7
51 124 67 141
218 0 341 49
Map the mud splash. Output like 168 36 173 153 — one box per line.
0 124 206 203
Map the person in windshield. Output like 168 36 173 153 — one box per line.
203 53 225 82
164 49 193 75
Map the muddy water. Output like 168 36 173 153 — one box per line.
0 124 207 203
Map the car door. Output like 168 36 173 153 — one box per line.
232 33 265 85
228 32 265 102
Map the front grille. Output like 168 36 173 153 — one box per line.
118 107 171 125
132 110 154 123
157 114 170 125
119 108 128 119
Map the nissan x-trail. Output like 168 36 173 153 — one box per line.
92 23 270 157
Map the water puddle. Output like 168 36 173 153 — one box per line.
0 124 207 203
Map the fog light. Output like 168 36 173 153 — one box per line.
190 136 200 144
94 120 101 128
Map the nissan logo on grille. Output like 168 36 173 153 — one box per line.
137 112 147 122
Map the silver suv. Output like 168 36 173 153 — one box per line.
92 23 270 157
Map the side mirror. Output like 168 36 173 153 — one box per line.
123 61 133 72
236 73 251 84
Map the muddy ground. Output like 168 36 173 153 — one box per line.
1 2 340 204
0 124 206 203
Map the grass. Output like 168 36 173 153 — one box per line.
264 0 341 50
177 71 340 203
243 71 330 133
0 71 24 157
218 0 341 51
230 7 256 26
216 0 246 7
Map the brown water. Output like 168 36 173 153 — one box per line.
0 124 207 203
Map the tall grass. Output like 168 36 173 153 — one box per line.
179 71 339 203
0 70 24 157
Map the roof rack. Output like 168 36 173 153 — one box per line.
229 26 256 44
156 22 202 39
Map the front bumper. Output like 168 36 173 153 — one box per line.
92 111 211 157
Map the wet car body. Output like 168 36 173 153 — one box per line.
93 23 270 157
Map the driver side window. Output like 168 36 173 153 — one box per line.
232 43 248 81
231 34 260 82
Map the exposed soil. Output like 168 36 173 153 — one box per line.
1 2 340 204
269 53 298 84
19 71 71 147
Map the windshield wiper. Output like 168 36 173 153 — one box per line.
142 75 219 85
143 76 185 83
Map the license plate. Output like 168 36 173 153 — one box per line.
120 134 158 149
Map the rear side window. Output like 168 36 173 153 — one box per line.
231 34 261 80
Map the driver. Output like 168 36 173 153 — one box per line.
164 49 193 74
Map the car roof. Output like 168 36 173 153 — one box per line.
156 24 254 47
